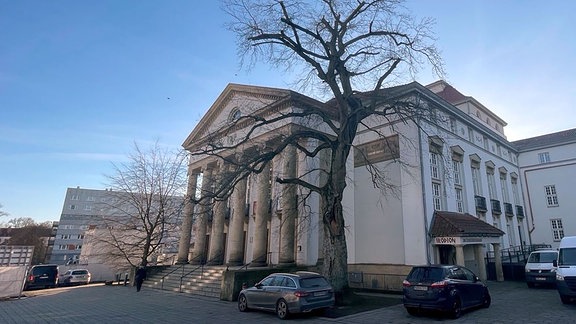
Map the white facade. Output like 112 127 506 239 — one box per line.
180 81 526 288
514 129 576 249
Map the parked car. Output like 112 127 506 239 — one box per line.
554 236 576 304
237 271 335 319
59 269 91 286
525 249 558 287
402 265 490 319
24 264 59 290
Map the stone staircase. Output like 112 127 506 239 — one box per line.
143 264 226 299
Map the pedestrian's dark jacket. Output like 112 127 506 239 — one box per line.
135 267 146 282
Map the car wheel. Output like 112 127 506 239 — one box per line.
406 307 419 316
526 282 535 288
276 299 289 320
560 294 571 304
237 294 250 312
482 291 491 308
450 297 462 319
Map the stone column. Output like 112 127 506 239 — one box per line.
190 166 213 265
176 171 198 264
493 243 504 281
455 244 465 266
207 164 228 265
474 244 487 281
279 146 297 266
251 162 270 267
227 177 247 266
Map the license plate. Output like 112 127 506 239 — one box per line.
535 277 546 281
414 286 428 291
314 291 327 296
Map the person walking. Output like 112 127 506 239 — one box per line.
135 265 146 292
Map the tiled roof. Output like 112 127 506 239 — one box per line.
512 127 576 151
429 82 468 104
429 211 504 237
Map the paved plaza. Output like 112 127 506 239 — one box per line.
0 281 574 323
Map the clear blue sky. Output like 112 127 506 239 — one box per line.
1 0 575 223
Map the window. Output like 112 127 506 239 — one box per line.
471 163 482 196
545 185 559 207
483 136 489 150
432 183 442 211
453 158 464 213
538 152 551 164
430 152 440 180
87 196 95 201
71 195 79 200
500 173 509 203
511 177 520 205
455 188 464 213
84 205 92 211
551 219 564 241
486 169 497 199
453 160 462 185
468 127 474 142
506 217 515 246
70 204 76 210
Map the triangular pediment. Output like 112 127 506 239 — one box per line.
182 84 297 150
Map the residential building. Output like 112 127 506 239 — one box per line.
51 187 184 267
177 80 526 288
513 128 576 248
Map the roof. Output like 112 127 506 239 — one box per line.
429 211 504 237
512 127 576 151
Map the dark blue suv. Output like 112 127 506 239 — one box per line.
402 265 490 318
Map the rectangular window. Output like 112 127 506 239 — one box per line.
551 219 564 241
471 164 482 196
545 185 559 207
70 205 76 210
432 183 442 211
71 195 79 200
84 205 92 211
430 152 440 180
453 160 462 185
483 136 489 150
87 196 95 201
486 169 497 199
538 152 551 164
455 188 464 213
511 177 520 205
500 173 509 203
468 127 474 142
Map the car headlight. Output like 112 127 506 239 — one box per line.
525 268 530 273
556 273 564 281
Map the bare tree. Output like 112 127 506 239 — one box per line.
94 142 187 268
197 0 444 294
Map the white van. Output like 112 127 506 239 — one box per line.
525 249 558 288
554 236 576 304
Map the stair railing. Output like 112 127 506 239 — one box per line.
179 253 222 293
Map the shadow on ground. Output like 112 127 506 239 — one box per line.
321 291 403 318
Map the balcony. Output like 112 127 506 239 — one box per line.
475 195 487 212
491 199 502 215
504 202 514 216
516 205 525 217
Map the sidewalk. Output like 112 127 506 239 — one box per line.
0 281 574 323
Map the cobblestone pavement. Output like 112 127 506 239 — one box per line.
0 281 574 323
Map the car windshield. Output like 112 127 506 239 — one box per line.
528 252 557 263
299 276 330 288
407 267 446 282
559 248 576 266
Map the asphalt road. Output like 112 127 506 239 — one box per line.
0 281 574 323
